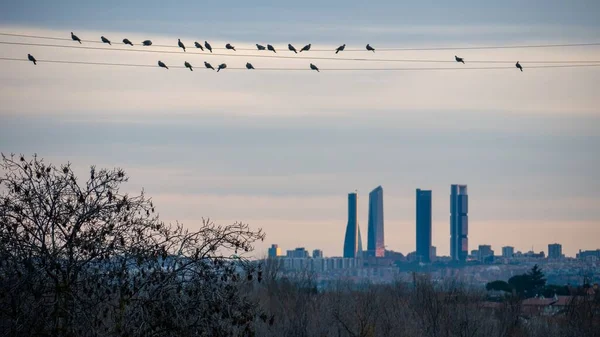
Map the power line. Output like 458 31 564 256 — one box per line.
1 32 600 51
3 57 600 71
2 41 600 64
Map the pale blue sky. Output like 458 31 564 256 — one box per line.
1 1 599 257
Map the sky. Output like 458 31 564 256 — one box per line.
1 1 599 258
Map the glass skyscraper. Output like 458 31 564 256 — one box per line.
450 184 468 262
416 189 432 263
343 192 363 258
367 186 385 258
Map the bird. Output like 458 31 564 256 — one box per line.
256 44 266 50
194 42 204 51
366 44 375 52
71 32 82 44
246 62 254 69
205 41 212 53
101 36 111 45
455 55 465 64
185 61 193 71
288 44 297 53
28 54 36 65
516 61 523 72
178 39 186 52
142 40 152 46
310 63 319 72
158 61 168 69
204 61 215 70
267 44 276 53
226 43 236 51
300 44 311 52
335 44 346 54
123 38 133 46
217 63 227 72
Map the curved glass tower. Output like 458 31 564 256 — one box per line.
343 192 362 258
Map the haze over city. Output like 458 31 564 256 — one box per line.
1 0 599 258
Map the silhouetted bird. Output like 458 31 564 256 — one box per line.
28 54 36 65
217 63 227 72
194 42 204 51
366 44 375 52
225 43 236 51
288 44 297 53
205 41 212 53
185 61 193 71
335 44 345 54
142 40 152 46
158 60 168 69
516 61 523 72
101 36 111 45
300 44 311 52
178 39 186 52
123 38 133 46
256 44 266 50
310 63 319 72
204 61 215 70
455 55 465 64
71 32 81 44
246 62 254 69
267 44 276 53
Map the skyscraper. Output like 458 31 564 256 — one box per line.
416 189 432 263
343 192 362 258
367 186 385 258
548 243 563 259
450 184 468 262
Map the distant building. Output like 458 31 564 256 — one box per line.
286 247 309 258
478 245 494 263
312 249 323 259
416 189 432 263
343 192 363 258
548 243 563 259
367 186 385 258
268 244 282 258
502 246 514 258
430 246 437 261
577 249 600 260
450 185 468 262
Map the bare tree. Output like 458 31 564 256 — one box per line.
0 154 265 337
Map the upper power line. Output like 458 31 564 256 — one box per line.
2 32 600 52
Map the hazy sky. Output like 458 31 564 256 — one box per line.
1 1 599 257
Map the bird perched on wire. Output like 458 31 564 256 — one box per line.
366 44 375 52
205 41 212 53
300 44 311 52
158 61 168 69
142 40 152 46
246 62 255 69
226 43 236 51
194 42 204 51
204 61 215 70
101 36 111 45
256 44 266 50
516 61 523 72
310 63 319 72
123 38 133 46
335 44 345 54
178 39 186 52
217 63 227 72
267 44 276 53
71 32 81 44
288 44 297 53
185 61 193 71
455 55 465 64
28 54 37 65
